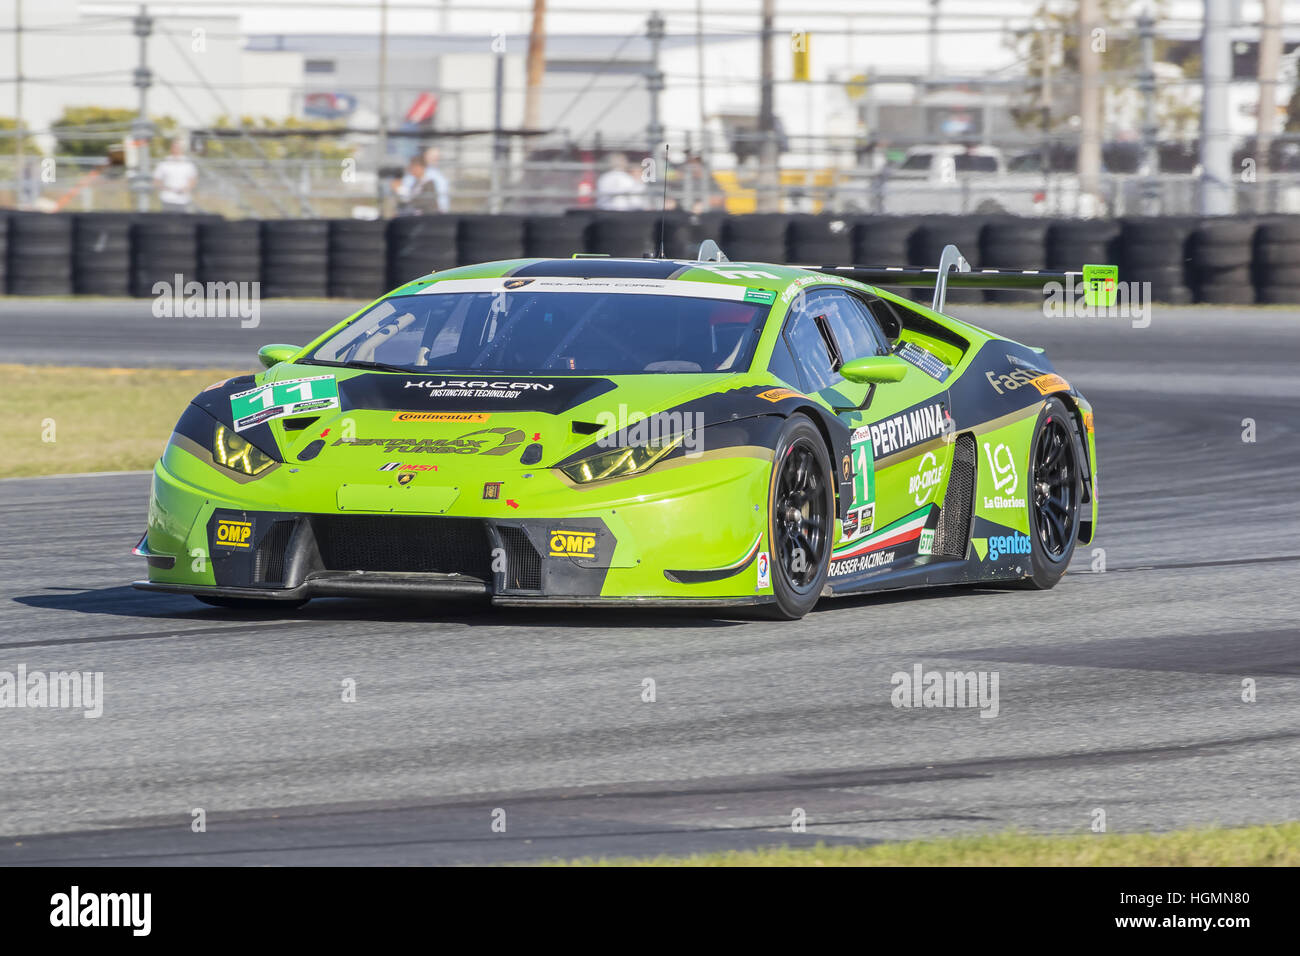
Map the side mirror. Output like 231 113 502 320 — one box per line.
258 344 299 369
839 355 909 385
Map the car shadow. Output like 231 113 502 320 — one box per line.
11 585 749 629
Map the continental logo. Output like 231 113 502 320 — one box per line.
214 519 252 550
985 368 1070 396
549 529 597 558
757 387 802 403
392 412 490 423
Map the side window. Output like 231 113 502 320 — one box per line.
815 290 887 361
783 308 839 392
766 334 805 390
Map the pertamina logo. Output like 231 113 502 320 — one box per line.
214 519 252 549
910 451 945 506
550 529 597 559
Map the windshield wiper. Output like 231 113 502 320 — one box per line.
300 358 417 375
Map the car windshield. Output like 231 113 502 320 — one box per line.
306 289 770 374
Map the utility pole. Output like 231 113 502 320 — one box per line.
1257 0 1282 177
646 11 666 154
928 0 940 82
1077 0 1102 211
490 45 505 214
129 5 154 213
1137 7 1160 214
1200 0 1233 215
1038 21 1053 206
757 0 779 212
523 0 546 134
377 0 389 216
13 0 23 209
696 0 707 163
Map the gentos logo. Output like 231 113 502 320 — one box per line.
549 529 597 559
987 533 1031 561
214 519 252 549
985 368 1071 396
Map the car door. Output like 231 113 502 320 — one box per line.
778 286 952 568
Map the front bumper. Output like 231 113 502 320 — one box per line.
135 444 778 605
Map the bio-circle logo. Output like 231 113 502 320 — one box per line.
910 451 945 506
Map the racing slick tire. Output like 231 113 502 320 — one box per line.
1014 397 1085 590
761 414 835 620
196 596 309 611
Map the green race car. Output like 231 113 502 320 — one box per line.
133 243 1102 619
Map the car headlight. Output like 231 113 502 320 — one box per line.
213 424 276 476
559 436 683 483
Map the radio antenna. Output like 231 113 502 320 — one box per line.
657 143 670 258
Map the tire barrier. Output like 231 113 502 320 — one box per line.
73 212 133 296
1190 218 1256 305
328 219 388 300
980 218 1052 303
1116 216 1196 305
459 214 526 265
261 219 329 298
8 213 74 296
524 213 591 259
386 215 457 289
787 214 853 265
199 219 261 287
1253 218 1300 304
911 216 985 303
2 210 1298 304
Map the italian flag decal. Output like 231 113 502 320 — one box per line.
832 506 932 560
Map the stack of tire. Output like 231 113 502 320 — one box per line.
1045 219 1120 273
910 216 985 303
328 219 389 299
524 213 592 259
787 214 852 265
387 215 458 289
587 213 684 259
8 213 74 295
720 214 788 262
198 220 261 288
1189 218 1256 304
851 217 918 268
1117 217 1195 304
979 218 1051 302
458 214 526 265
1252 218 1300 304
73 212 133 296
130 216 200 298
261 220 329 298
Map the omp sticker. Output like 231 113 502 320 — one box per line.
214 519 253 550
550 529 597 558
230 376 339 431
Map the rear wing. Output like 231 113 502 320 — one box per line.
808 244 1118 314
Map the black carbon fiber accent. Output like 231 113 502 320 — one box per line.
311 516 492 579
497 526 542 591
935 433 975 557
252 520 296 585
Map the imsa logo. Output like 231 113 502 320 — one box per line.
214 519 252 550
549 529 597 558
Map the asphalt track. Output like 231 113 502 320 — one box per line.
1 300 1298 865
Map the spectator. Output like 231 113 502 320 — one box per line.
420 146 451 213
595 152 645 210
393 156 428 215
153 139 198 212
